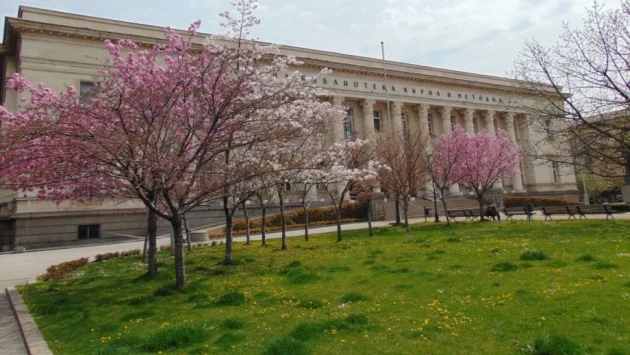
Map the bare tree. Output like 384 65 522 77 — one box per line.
376 129 430 232
512 0 630 181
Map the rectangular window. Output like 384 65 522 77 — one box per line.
344 108 354 140
373 111 381 131
79 81 95 104
78 224 100 239
428 113 434 135
285 182 292 191
552 162 559 184
546 120 552 136
450 116 455 130
473 117 478 133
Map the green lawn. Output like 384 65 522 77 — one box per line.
20 221 630 355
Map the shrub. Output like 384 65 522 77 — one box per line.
94 252 119 262
504 196 582 208
159 245 171 252
209 218 360 238
610 204 630 212
230 203 366 231
38 258 89 281
93 249 141 263
520 250 551 261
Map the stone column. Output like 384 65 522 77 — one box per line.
416 104 432 197
485 110 503 190
463 108 475 133
505 113 525 192
415 104 430 135
361 99 375 138
441 106 453 135
485 110 496 135
440 106 461 195
332 96 345 142
391 101 404 132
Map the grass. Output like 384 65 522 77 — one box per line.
19 220 630 355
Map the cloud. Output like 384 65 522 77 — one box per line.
0 0 622 78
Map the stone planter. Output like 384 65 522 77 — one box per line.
189 232 209 243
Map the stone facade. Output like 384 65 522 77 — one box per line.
0 6 579 250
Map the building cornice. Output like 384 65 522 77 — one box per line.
7 8 556 96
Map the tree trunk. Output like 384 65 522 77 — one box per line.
142 234 148 264
303 205 309 242
335 205 343 242
441 196 451 226
261 206 267 246
367 198 373 237
243 204 251 245
147 208 158 276
171 216 185 290
478 196 485 222
278 188 287 250
183 213 192 252
403 199 410 232
395 198 401 224
223 196 233 265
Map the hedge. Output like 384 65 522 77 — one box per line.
94 249 141 262
504 196 583 208
230 202 367 232
38 258 89 281
209 218 360 239
610 203 630 212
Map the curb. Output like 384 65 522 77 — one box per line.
5 287 52 355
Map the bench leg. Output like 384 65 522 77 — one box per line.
545 215 551 221
569 215 576 220
506 215 513 221
579 215 586 220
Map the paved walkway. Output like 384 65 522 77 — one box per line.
0 213 627 354
0 293 27 355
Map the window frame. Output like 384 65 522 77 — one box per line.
373 110 381 132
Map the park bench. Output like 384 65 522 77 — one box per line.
467 209 482 221
576 204 619 220
503 207 536 221
541 206 577 221
447 209 470 221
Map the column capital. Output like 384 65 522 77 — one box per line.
332 95 345 106
463 108 474 121
360 99 375 110
391 101 404 110
415 103 430 113
505 112 515 125
485 109 495 117
440 106 452 115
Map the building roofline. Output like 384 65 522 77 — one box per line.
14 5 557 93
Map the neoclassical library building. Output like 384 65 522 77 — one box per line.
0 7 578 250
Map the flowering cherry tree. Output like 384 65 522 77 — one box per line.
427 125 469 225
451 126 522 221
313 140 380 242
0 0 344 289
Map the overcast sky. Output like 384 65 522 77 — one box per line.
0 0 621 77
